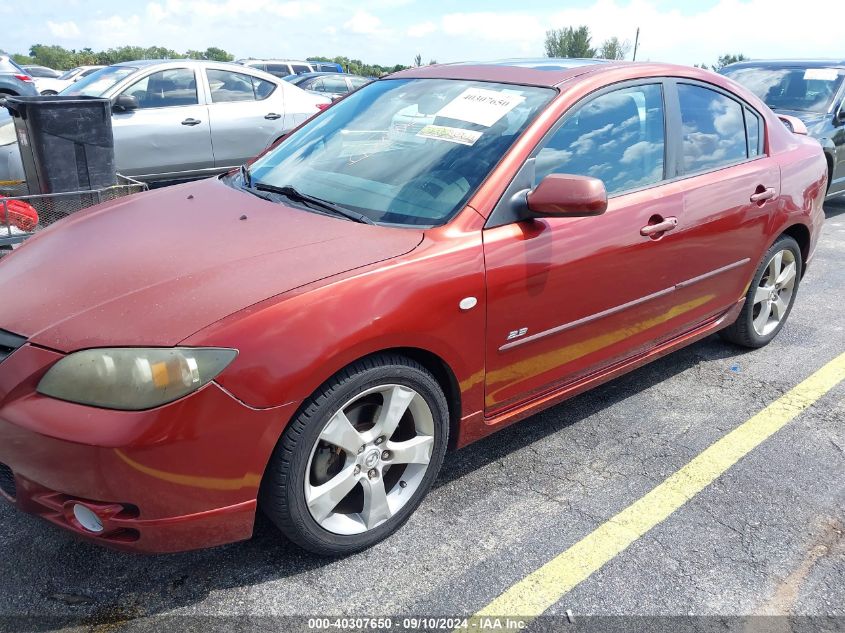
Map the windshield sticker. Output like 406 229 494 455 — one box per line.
416 124 483 146
804 68 839 81
435 88 526 127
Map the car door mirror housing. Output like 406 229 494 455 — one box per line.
526 174 608 218
112 94 139 112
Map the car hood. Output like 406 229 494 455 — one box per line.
0 178 423 351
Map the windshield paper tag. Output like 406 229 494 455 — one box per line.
416 124 483 146
804 68 839 81
435 88 525 127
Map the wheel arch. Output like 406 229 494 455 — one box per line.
780 223 811 277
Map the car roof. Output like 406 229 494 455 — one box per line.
389 58 642 87
723 59 845 70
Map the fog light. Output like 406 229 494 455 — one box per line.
72 504 104 533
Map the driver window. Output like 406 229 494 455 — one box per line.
535 83 666 195
121 68 198 109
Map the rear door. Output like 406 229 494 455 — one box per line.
661 80 780 336
111 66 214 179
204 68 286 168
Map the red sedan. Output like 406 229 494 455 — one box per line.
0 60 826 555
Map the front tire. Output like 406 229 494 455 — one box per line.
720 235 802 348
260 354 449 555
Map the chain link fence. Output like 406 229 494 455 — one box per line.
0 175 147 255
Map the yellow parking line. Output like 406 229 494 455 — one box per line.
471 352 845 621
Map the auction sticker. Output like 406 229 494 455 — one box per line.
804 68 839 81
416 124 483 146
436 88 525 127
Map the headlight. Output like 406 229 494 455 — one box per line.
37 347 238 410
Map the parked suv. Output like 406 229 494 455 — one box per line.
0 57 38 102
239 59 316 78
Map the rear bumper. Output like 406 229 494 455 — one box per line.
0 343 294 553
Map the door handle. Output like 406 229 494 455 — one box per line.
640 216 678 237
750 186 776 203
181 118 201 126
264 113 282 120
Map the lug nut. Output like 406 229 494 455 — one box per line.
381 450 391 460
374 436 385 445
354 465 361 475
399 480 408 488
368 468 378 479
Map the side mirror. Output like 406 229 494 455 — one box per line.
526 174 608 218
112 94 139 112
777 114 808 135
835 105 845 126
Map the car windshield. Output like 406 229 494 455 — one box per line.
248 78 555 226
62 66 138 97
722 65 844 113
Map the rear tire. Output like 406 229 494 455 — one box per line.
260 354 449 555
720 235 802 348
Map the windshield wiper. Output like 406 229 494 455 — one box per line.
253 182 375 225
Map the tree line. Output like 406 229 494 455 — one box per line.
544 26 747 71
6 44 408 77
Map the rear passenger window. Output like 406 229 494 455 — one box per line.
678 84 748 173
207 69 275 102
535 83 665 195
291 64 310 75
745 107 761 157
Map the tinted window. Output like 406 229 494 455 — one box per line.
291 64 311 75
678 84 747 173
266 64 289 78
535 83 665 195
323 76 349 93
122 68 198 108
253 77 275 100
25 66 54 78
307 78 324 91
746 107 761 158
207 69 256 102
207 69 276 102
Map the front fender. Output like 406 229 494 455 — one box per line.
183 231 487 422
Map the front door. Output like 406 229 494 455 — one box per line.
111 67 214 179
483 82 687 415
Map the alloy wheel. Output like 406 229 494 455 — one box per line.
751 248 797 337
304 384 435 535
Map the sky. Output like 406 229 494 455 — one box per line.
2 0 843 68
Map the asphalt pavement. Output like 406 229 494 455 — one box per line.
0 201 843 633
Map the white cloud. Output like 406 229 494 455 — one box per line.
47 20 81 38
407 21 436 38
7 0 845 69
344 10 385 35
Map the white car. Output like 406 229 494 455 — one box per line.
0 59 330 184
34 65 105 95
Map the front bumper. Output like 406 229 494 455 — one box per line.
0 343 294 553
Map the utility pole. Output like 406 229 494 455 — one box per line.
632 27 640 61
